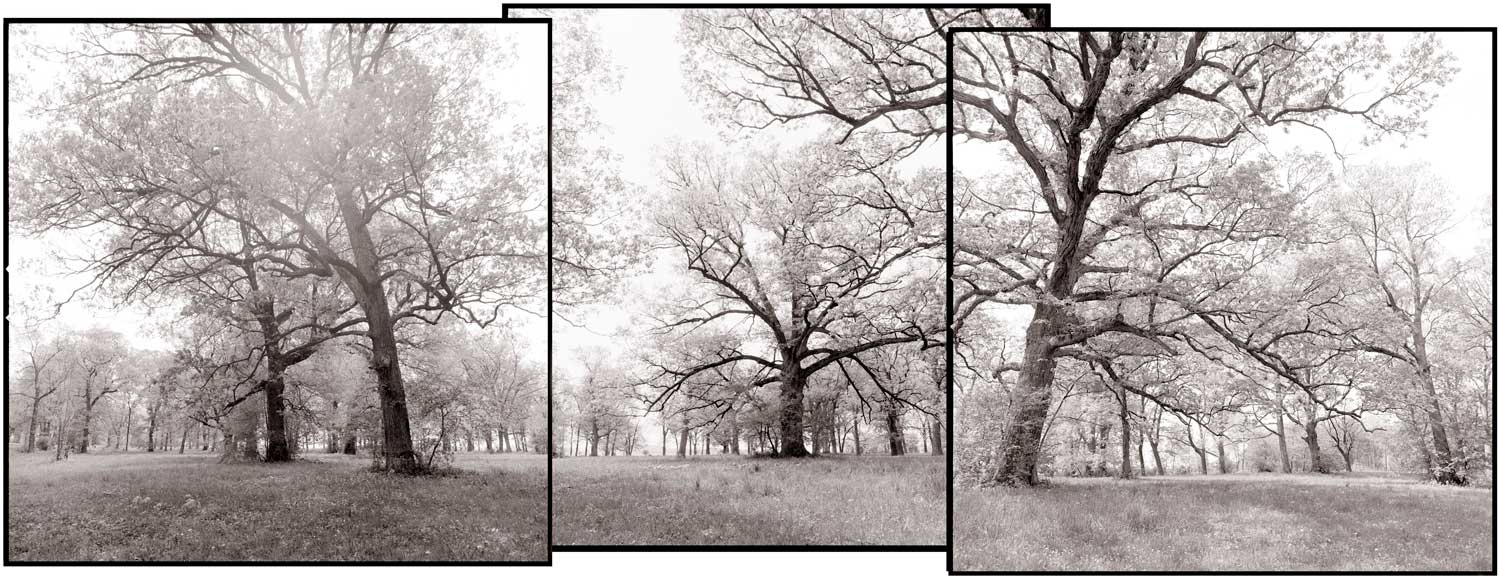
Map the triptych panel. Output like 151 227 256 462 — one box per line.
3 3 1494 575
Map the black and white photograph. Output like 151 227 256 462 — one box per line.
5 21 550 562
510 5 1042 547
948 29 1494 572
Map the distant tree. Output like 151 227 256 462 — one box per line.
1339 163 1469 484
640 143 943 457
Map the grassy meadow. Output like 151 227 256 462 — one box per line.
6 449 548 562
554 454 944 546
954 472 1494 572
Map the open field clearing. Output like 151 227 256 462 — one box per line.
7 451 547 562
554 455 944 546
954 472 1493 572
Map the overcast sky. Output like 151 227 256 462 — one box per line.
6 22 549 366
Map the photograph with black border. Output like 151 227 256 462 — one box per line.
945 25 1496 573
5 17 554 565
507 3 1045 551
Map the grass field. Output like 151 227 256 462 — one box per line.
554 454 943 546
954 472 1494 572
6 449 548 562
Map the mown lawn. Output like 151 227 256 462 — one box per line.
6 450 548 562
554 454 944 546
954 472 1494 572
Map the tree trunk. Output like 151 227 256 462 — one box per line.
885 401 905 456
1136 436 1145 476
147 407 159 452
78 386 96 454
1303 419 1329 474
989 306 1061 485
1188 424 1207 475
677 426 690 458
930 417 945 456
1216 435 1229 474
262 372 291 462
853 418 862 455
25 396 42 453
1418 369 1464 484
588 419 599 457
777 363 809 457
1118 391 1133 479
1276 409 1293 473
331 186 419 474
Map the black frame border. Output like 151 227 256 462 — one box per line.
504 1 1049 554
1 16 556 567
944 25 1499 576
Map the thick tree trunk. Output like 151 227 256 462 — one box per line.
368 321 418 472
885 401 905 456
853 419 862 455
484 429 494 453
1216 436 1229 474
588 419 599 457
262 371 291 462
989 306 1061 485
1303 419 1329 474
777 363 809 457
677 426 689 458
930 417 945 456
332 185 419 474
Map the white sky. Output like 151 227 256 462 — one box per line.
5 23 549 366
